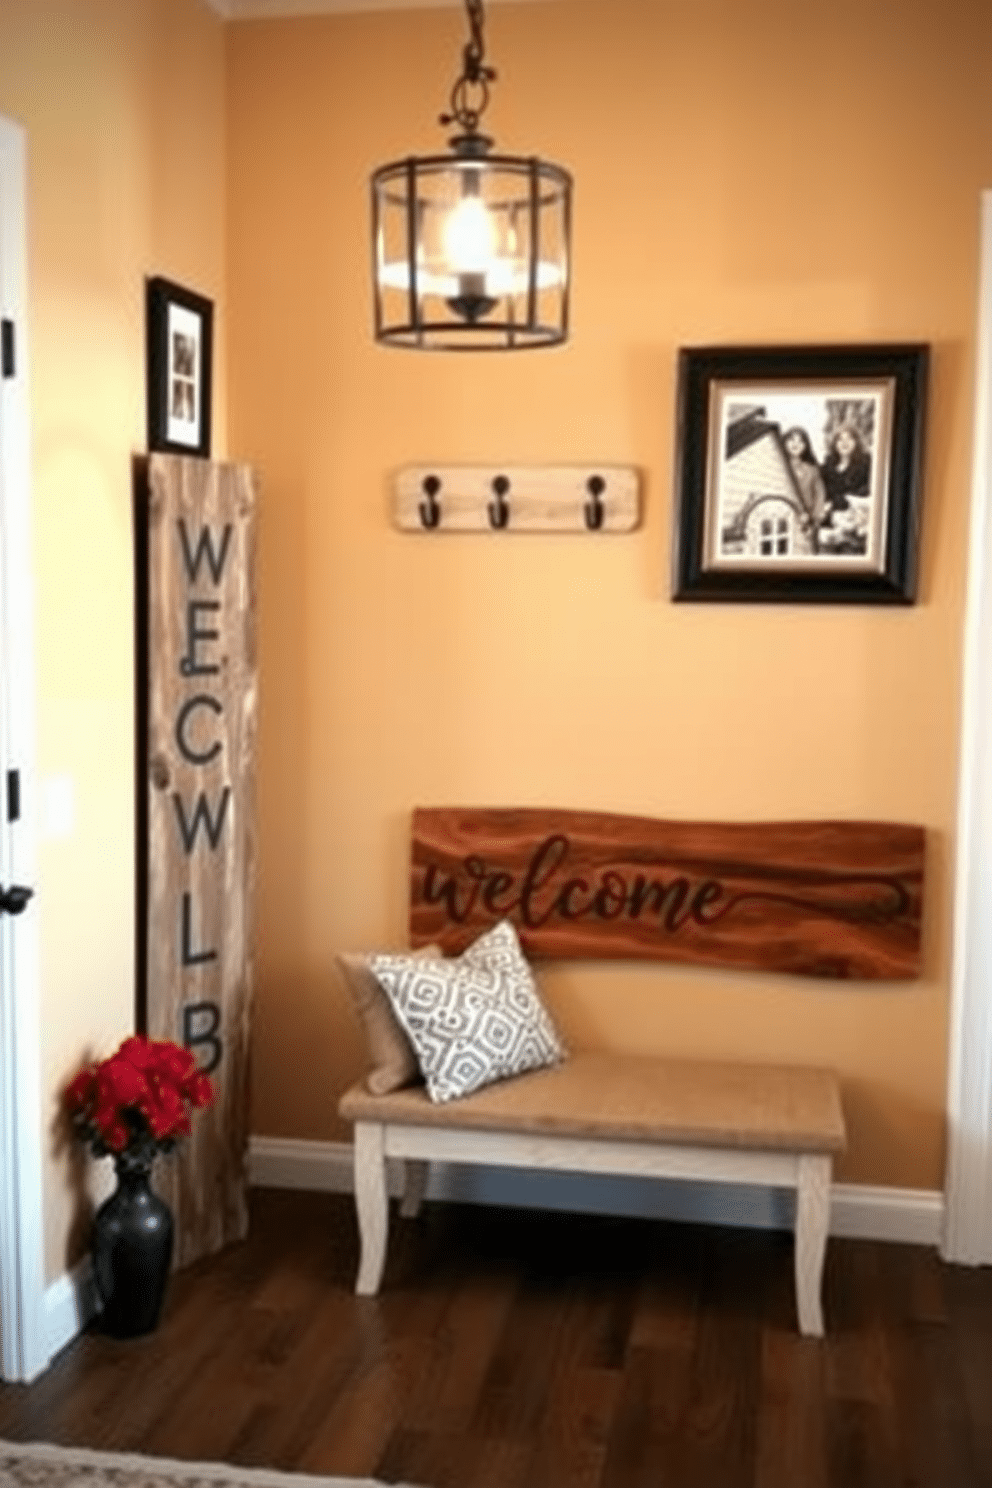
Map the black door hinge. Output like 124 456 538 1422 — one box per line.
0 883 33 915
6 770 20 823
1 319 14 378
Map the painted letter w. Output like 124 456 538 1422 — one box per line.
172 788 231 853
178 519 233 585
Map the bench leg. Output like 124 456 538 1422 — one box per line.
353 1121 389 1295
794 1153 832 1337
399 1159 429 1219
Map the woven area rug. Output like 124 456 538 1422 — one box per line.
0 1442 418 1488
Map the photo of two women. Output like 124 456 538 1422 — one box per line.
715 392 880 563
782 409 874 555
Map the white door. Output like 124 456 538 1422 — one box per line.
0 114 47 1382
945 191 992 1266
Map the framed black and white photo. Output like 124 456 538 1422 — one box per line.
145 276 213 458
672 344 929 604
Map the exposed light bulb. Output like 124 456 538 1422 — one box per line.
442 192 496 276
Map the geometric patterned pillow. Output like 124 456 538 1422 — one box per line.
368 919 567 1104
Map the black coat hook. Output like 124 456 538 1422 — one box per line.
585 474 606 530
489 474 511 529
419 474 442 529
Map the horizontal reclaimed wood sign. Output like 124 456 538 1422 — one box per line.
410 808 925 979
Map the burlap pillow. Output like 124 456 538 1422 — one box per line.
337 944 442 1095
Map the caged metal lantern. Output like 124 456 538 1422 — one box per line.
371 0 572 351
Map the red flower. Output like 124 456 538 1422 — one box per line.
143 1075 186 1139
150 1040 196 1083
116 1036 158 1071
100 1115 132 1153
95 1053 149 1110
181 1071 214 1109
64 1035 214 1163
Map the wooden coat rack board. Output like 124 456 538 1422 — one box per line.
394 465 641 533
410 807 925 980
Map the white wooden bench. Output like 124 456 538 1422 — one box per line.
338 1051 846 1337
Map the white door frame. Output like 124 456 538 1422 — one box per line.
944 189 992 1265
0 114 47 1381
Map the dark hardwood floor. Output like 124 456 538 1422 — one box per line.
2 1188 991 1488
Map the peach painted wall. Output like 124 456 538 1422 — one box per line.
0 0 226 1280
227 0 991 1193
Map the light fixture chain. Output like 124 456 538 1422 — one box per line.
464 0 488 80
440 0 497 137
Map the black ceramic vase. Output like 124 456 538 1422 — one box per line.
92 1153 174 1338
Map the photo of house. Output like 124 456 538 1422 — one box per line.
718 410 818 558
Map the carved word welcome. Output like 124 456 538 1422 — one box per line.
410 808 924 979
144 453 257 1266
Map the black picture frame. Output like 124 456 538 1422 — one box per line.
672 343 929 604
145 276 213 458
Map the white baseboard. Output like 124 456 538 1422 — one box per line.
39 1138 942 1371
247 1135 945 1248
43 1256 97 1363
829 1181 944 1246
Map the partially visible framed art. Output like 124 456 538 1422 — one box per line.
145 276 213 458
672 343 929 603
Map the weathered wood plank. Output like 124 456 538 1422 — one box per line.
143 453 257 1267
409 807 924 979
394 465 640 533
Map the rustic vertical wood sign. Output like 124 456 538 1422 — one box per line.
141 453 257 1268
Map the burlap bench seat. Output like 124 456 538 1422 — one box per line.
339 1050 847 1336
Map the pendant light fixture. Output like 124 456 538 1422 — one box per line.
371 0 572 350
